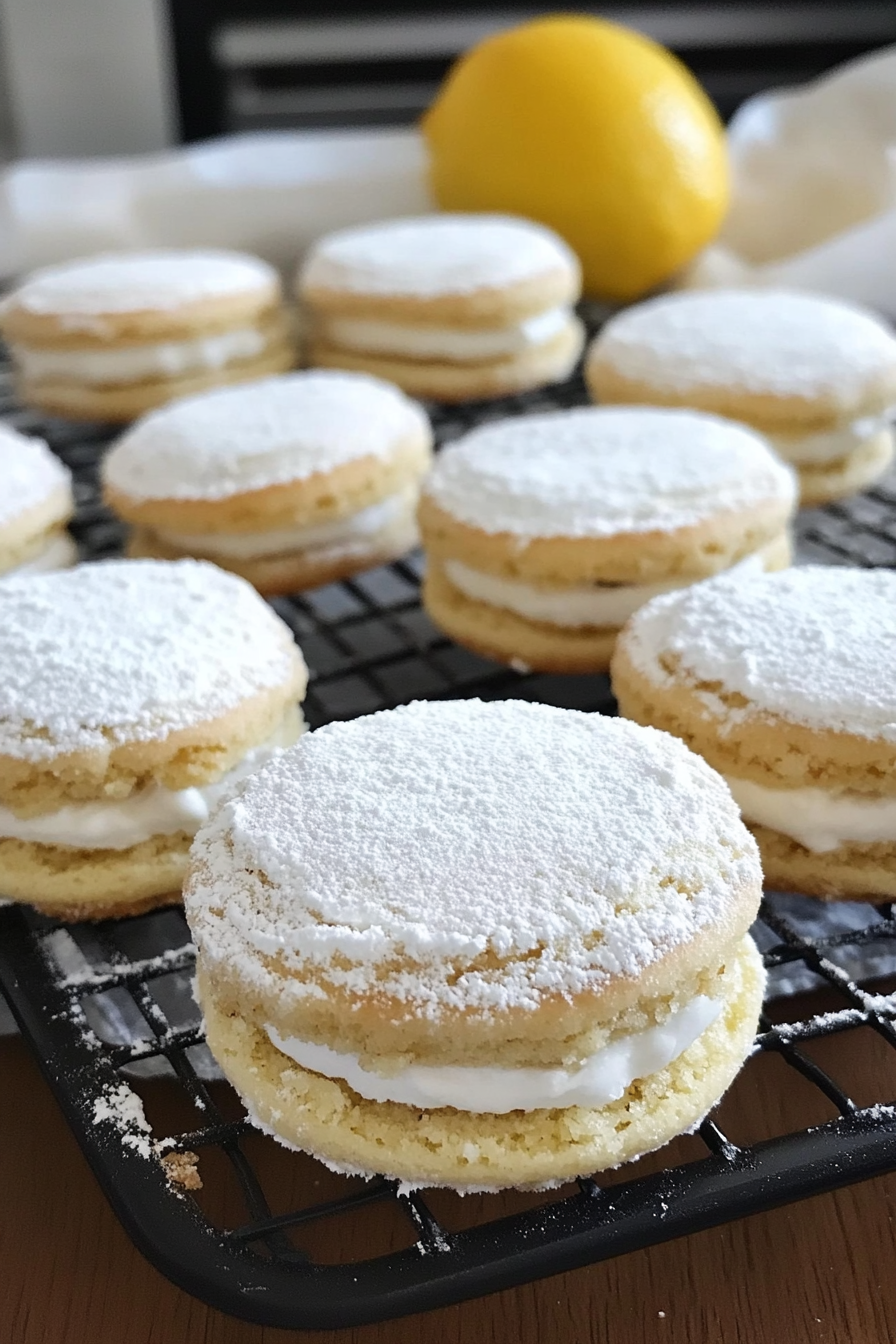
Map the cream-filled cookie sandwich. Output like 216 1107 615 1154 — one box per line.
185 698 765 1191
298 214 584 401
0 249 296 422
103 371 432 595
586 289 896 505
0 424 76 578
612 566 896 902
418 406 796 673
0 559 306 920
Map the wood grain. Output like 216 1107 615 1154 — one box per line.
2 989 896 1344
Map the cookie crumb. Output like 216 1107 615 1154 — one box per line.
160 1150 203 1190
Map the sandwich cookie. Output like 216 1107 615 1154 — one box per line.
0 249 296 423
612 566 896 901
103 371 433 595
185 698 765 1191
586 289 896 505
298 214 584 401
0 559 306 920
418 406 796 673
0 424 76 578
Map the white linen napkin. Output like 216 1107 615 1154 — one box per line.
0 128 434 280
682 45 896 315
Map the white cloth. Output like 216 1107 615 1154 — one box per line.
683 45 896 315
0 129 433 279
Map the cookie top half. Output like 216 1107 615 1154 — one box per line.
185 698 761 1038
0 424 72 530
588 289 896 430
1 249 282 344
103 371 432 507
619 565 896 744
420 406 796 582
299 214 580 323
0 559 305 775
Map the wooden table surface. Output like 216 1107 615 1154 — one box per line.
3 988 896 1344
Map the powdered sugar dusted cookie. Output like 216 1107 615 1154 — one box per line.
0 424 76 578
586 289 896 505
185 698 765 1190
0 558 307 920
418 405 796 673
0 249 297 423
103 371 433 595
298 214 584 401
612 565 896 901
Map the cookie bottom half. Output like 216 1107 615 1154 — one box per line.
17 340 296 424
200 936 765 1192
422 562 620 673
309 320 585 403
797 431 893 507
0 830 192 921
127 503 420 597
751 824 896 902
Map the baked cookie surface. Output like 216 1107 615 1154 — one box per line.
185 698 765 1190
0 558 307 919
298 214 585 400
418 405 796 672
0 249 296 422
103 371 433 594
586 289 896 504
0 424 76 577
611 565 896 900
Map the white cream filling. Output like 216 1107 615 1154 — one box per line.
771 414 893 466
13 326 268 386
3 531 78 578
726 776 896 854
266 995 721 1114
443 540 777 631
0 728 291 851
323 305 570 362
156 492 408 561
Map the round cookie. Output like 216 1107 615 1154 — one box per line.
611 565 896 902
185 698 765 1191
0 250 297 422
103 371 433 595
585 289 896 505
0 423 76 577
298 214 585 401
0 559 307 920
418 406 797 673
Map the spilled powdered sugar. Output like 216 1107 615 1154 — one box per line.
299 214 577 297
594 289 896 401
8 249 276 320
0 558 301 762
625 565 896 741
423 406 796 539
92 1082 152 1159
0 423 71 526
103 370 430 502
185 699 760 1017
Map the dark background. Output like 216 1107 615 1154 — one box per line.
168 1 896 141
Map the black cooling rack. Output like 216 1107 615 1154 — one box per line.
3 357 896 1330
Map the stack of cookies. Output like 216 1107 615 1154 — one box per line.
2 202 894 1199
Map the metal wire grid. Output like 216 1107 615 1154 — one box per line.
2 363 896 1327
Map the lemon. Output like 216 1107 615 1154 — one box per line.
422 15 729 302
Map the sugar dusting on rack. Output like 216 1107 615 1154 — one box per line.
92 1082 153 1160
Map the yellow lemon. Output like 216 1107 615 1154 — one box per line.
422 15 729 302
